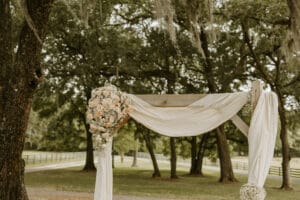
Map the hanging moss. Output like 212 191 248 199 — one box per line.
61 0 97 28
154 0 215 57
283 0 300 65
154 0 177 43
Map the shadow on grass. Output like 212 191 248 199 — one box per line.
25 166 300 200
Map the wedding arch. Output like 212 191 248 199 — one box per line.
87 80 278 200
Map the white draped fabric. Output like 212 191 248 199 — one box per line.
94 91 278 200
240 91 278 199
128 92 249 137
239 91 278 198
248 92 278 187
94 140 113 200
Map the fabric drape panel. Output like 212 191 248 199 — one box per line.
247 91 278 187
231 115 249 137
128 92 249 137
94 140 113 200
93 91 278 200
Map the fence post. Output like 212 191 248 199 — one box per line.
279 167 281 176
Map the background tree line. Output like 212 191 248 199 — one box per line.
0 0 299 199
29 0 299 187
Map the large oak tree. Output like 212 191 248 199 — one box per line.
0 0 54 199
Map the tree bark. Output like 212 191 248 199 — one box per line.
81 88 96 171
277 90 292 190
199 27 237 182
0 1 54 199
112 140 115 169
190 136 197 174
216 127 237 182
170 137 178 179
120 152 124 163
83 129 96 171
131 139 138 167
143 131 161 178
81 113 96 171
190 134 208 176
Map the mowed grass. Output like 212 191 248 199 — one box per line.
25 159 300 200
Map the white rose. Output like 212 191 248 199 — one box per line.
102 132 111 139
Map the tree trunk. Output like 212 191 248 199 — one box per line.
190 136 197 174
112 140 115 169
83 130 96 170
195 150 204 176
196 134 208 176
131 139 138 167
82 113 96 171
216 126 237 182
143 132 161 178
190 134 208 176
0 1 54 199
120 152 124 163
170 137 178 179
199 27 237 183
278 91 292 190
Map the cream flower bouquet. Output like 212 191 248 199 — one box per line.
87 85 131 149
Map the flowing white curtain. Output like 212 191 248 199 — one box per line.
240 91 278 199
94 91 278 200
94 140 113 200
248 91 278 186
128 92 249 137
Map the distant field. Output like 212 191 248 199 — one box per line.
23 150 300 168
25 158 300 200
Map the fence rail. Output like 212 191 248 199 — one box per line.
22 151 300 178
204 159 300 178
137 152 300 178
22 152 85 165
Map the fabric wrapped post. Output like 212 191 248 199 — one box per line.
88 85 278 200
87 85 130 200
94 139 113 200
240 91 278 200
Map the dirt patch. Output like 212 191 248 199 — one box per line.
27 187 92 200
27 187 178 200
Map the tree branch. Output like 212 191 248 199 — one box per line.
284 73 300 87
241 21 274 86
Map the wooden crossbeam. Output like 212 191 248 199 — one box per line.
135 94 207 107
135 81 262 108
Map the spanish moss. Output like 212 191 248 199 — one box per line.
284 0 300 65
154 0 177 43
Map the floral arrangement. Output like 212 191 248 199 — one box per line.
240 184 266 200
87 85 131 150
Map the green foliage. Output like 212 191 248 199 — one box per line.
27 104 86 151
27 0 299 162
114 121 136 155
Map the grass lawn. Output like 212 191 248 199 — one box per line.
25 159 300 200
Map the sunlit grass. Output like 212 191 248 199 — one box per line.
25 158 300 200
